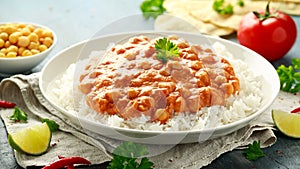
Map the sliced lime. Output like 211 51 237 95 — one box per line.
8 122 52 155
272 109 300 138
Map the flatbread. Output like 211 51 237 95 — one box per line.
154 13 235 36
189 0 267 30
165 0 300 31
159 0 234 36
249 0 300 15
160 0 300 36
156 1 235 36
251 0 300 3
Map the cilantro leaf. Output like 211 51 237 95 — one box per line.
41 118 59 132
140 0 166 19
213 0 234 15
292 58 300 70
277 58 300 93
237 0 244 7
243 141 265 161
155 37 179 63
9 107 28 122
107 142 154 169
113 141 149 158
137 158 154 169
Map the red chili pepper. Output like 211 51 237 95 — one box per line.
42 156 91 169
57 156 75 169
0 100 16 108
291 107 300 113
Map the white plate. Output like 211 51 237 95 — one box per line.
39 31 279 144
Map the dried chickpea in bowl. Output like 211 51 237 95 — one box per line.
0 22 57 76
0 23 54 58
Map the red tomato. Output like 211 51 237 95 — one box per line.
237 5 297 61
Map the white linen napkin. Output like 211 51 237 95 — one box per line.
1 73 295 169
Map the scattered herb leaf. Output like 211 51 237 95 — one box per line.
155 37 179 63
41 118 59 132
107 142 154 169
140 0 166 19
213 0 234 15
276 58 300 93
293 57 300 70
243 141 265 161
237 0 244 7
9 107 28 122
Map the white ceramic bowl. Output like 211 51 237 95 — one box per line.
0 22 57 76
40 31 279 144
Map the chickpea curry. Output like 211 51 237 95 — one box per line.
79 35 240 124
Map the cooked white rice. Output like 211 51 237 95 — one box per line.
47 42 262 131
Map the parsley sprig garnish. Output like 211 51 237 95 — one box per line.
243 141 265 161
140 0 166 19
155 37 179 63
107 142 154 169
277 58 300 93
9 107 28 122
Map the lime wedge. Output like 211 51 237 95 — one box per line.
8 122 52 155
272 109 300 138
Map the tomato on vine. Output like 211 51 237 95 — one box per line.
237 2 297 61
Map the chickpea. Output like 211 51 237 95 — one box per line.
22 50 32 56
7 45 18 53
153 109 169 124
9 32 21 44
38 44 48 52
0 32 8 41
43 37 53 47
18 47 25 56
28 32 38 42
6 51 17 58
39 37 44 43
191 61 203 70
17 23 26 28
20 28 31 36
127 88 139 99
33 28 43 37
0 39 4 48
25 24 35 32
5 41 11 48
42 30 53 38
0 48 7 54
18 36 30 47
4 25 17 34
31 49 40 55
28 42 39 50
0 52 5 58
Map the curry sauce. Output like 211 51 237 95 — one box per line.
79 35 240 124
